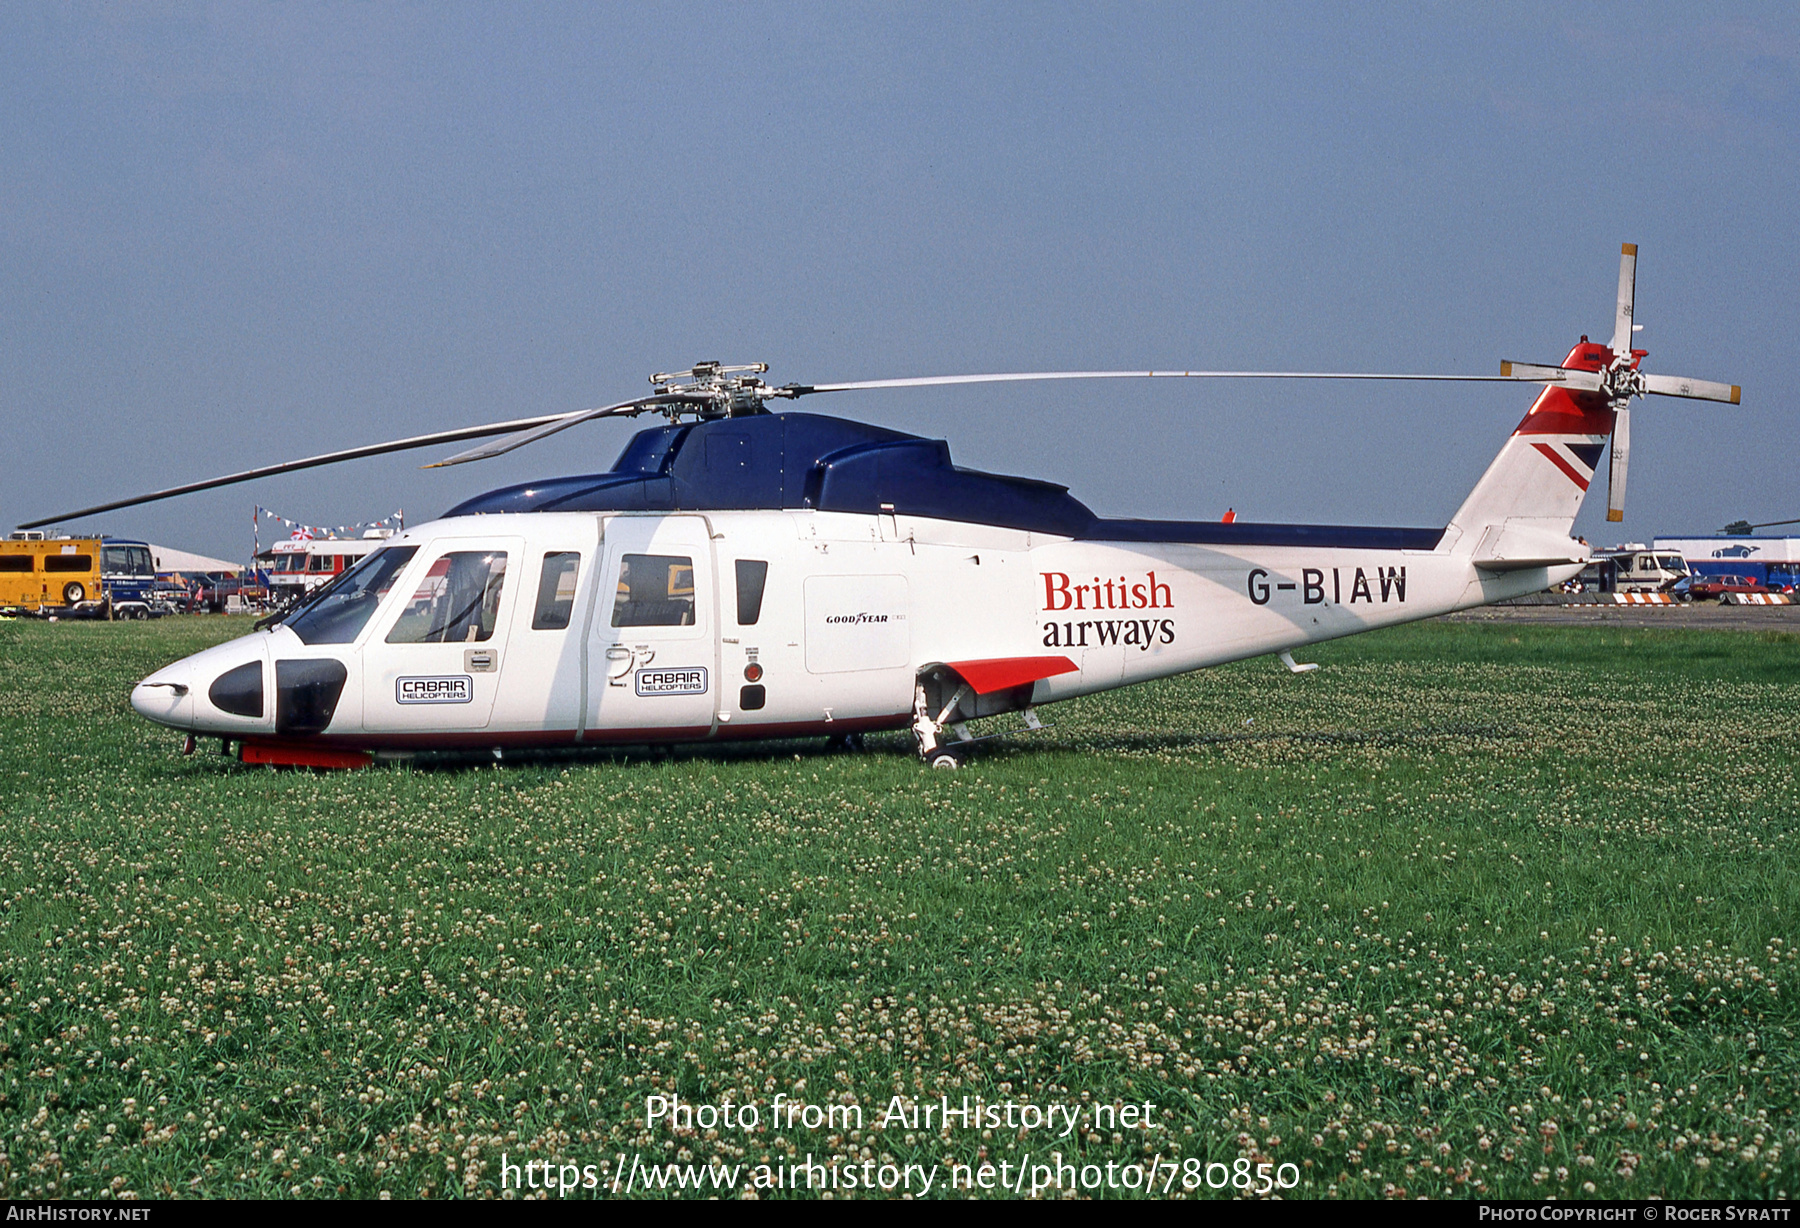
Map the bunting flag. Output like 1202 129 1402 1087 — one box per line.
253 506 405 556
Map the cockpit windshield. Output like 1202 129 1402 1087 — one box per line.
276 547 419 645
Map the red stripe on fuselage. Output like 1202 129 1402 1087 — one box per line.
1532 442 1591 491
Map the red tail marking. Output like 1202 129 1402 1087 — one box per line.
1513 341 1615 438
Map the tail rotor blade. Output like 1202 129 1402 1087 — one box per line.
1498 360 1605 391
1607 404 1630 523
1611 242 1638 356
1640 372 1741 404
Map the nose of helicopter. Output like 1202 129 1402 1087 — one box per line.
131 661 195 729
129 634 277 735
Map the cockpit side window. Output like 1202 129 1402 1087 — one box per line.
387 552 510 644
280 547 419 645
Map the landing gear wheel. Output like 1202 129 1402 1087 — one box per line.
825 732 865 754
62 582 85 604
929 750 962 770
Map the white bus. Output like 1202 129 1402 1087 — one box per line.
265 536 387 603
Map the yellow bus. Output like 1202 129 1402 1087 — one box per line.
0 537 105 611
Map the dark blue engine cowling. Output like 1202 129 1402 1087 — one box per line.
441 411 1445 549
442 413 1102 535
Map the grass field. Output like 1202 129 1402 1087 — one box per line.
1 614 1797 1199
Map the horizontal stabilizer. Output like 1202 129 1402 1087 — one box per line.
1469 523 1587 573
1473 555 1587 573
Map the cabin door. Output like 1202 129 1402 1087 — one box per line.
583 515 718 742
486 521 602 737
361 535 524 734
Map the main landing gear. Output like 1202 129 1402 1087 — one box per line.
911 668 1050 768
913 676 972 769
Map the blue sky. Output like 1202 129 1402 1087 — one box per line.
4 4 1795 559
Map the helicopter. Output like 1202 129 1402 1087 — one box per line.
22 245 1740 769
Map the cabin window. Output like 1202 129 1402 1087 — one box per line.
388 552 510 644
43 555 93 573
611 554 694 627
735 559 769 626
532 552 582 630
102 546 152 575
281 547 419 645
0 556 32 573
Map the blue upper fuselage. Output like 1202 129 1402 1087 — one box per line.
443 411 1443 551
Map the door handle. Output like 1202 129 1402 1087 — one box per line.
604 644 658 686
605 645 634 685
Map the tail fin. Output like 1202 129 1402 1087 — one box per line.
1444 339 1613 569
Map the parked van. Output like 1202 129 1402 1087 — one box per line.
0 534 155 616
1594 546 1688 594
1576 543 1684 594
0 536 102 610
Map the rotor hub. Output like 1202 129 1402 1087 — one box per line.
1601 349 1650 404
649 362 783 419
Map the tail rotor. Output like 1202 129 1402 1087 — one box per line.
1502 242 1740 524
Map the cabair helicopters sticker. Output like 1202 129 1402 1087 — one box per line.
21 246 1740 769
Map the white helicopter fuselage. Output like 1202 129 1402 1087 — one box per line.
76 248 1738 766
129 503 1576 759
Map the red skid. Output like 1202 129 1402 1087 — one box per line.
240 738 373 770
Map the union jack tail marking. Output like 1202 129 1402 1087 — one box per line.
1531 440 1604 491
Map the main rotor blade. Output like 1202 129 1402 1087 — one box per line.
424 393 704 468
18 412 580 529
1608 403 1630 523
1610 242 1638 356
1640 372 1741 404
791 369 1544 395
1497 361 1606 392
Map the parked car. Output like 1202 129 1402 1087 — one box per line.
184 574 261 613
151 580 194 615
1684 574 1774 602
